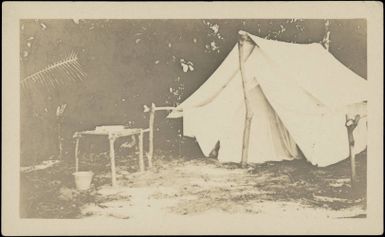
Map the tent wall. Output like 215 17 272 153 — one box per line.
245 38 367 166
170 32 368 167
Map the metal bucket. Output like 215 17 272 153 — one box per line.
73 171 94 190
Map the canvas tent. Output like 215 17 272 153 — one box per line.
168 31 368 167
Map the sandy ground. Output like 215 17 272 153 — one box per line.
20 150 366 221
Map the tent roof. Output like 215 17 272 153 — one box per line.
168 31 367 118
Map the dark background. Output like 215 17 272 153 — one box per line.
20 19 366 165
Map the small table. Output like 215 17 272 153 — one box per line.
73 128 150 187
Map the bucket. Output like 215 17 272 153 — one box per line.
73 171 94 190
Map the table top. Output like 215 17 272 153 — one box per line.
74 127 145 138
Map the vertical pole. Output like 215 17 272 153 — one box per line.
345 114 359 194
148 103 155 168
56 104 66 160
349 143 357 184
139 130 145 172
238 31 254 168
58 119 63 160
74 134 80 172
323 20 331 52
109 134 117 187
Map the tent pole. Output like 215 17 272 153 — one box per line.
345 114 360 196
238 31 253 168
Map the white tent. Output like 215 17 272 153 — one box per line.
168 31 368 167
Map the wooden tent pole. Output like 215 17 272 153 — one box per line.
345 114 360 194
238 31 253 168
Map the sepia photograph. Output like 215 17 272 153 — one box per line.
2 2 383 235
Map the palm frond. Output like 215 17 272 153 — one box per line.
21 52 86 92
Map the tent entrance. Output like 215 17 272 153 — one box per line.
216 84 301 163
242 85 300 163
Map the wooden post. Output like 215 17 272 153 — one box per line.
56 104 66 160
148 103 155 168
58 119 63 159
144 103 177 168
138 130 145 172
238 31 254 168
109 134 117 187
74 133 80 172
345 114 360 194
154 106 177 111
349 143 357 184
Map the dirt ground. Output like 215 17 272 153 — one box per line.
20 149 367 220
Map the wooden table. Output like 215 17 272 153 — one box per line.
73 128 150 187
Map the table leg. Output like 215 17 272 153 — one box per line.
138 131 144 172
75 137 80 172
109 136 117 187
148 103 155 168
